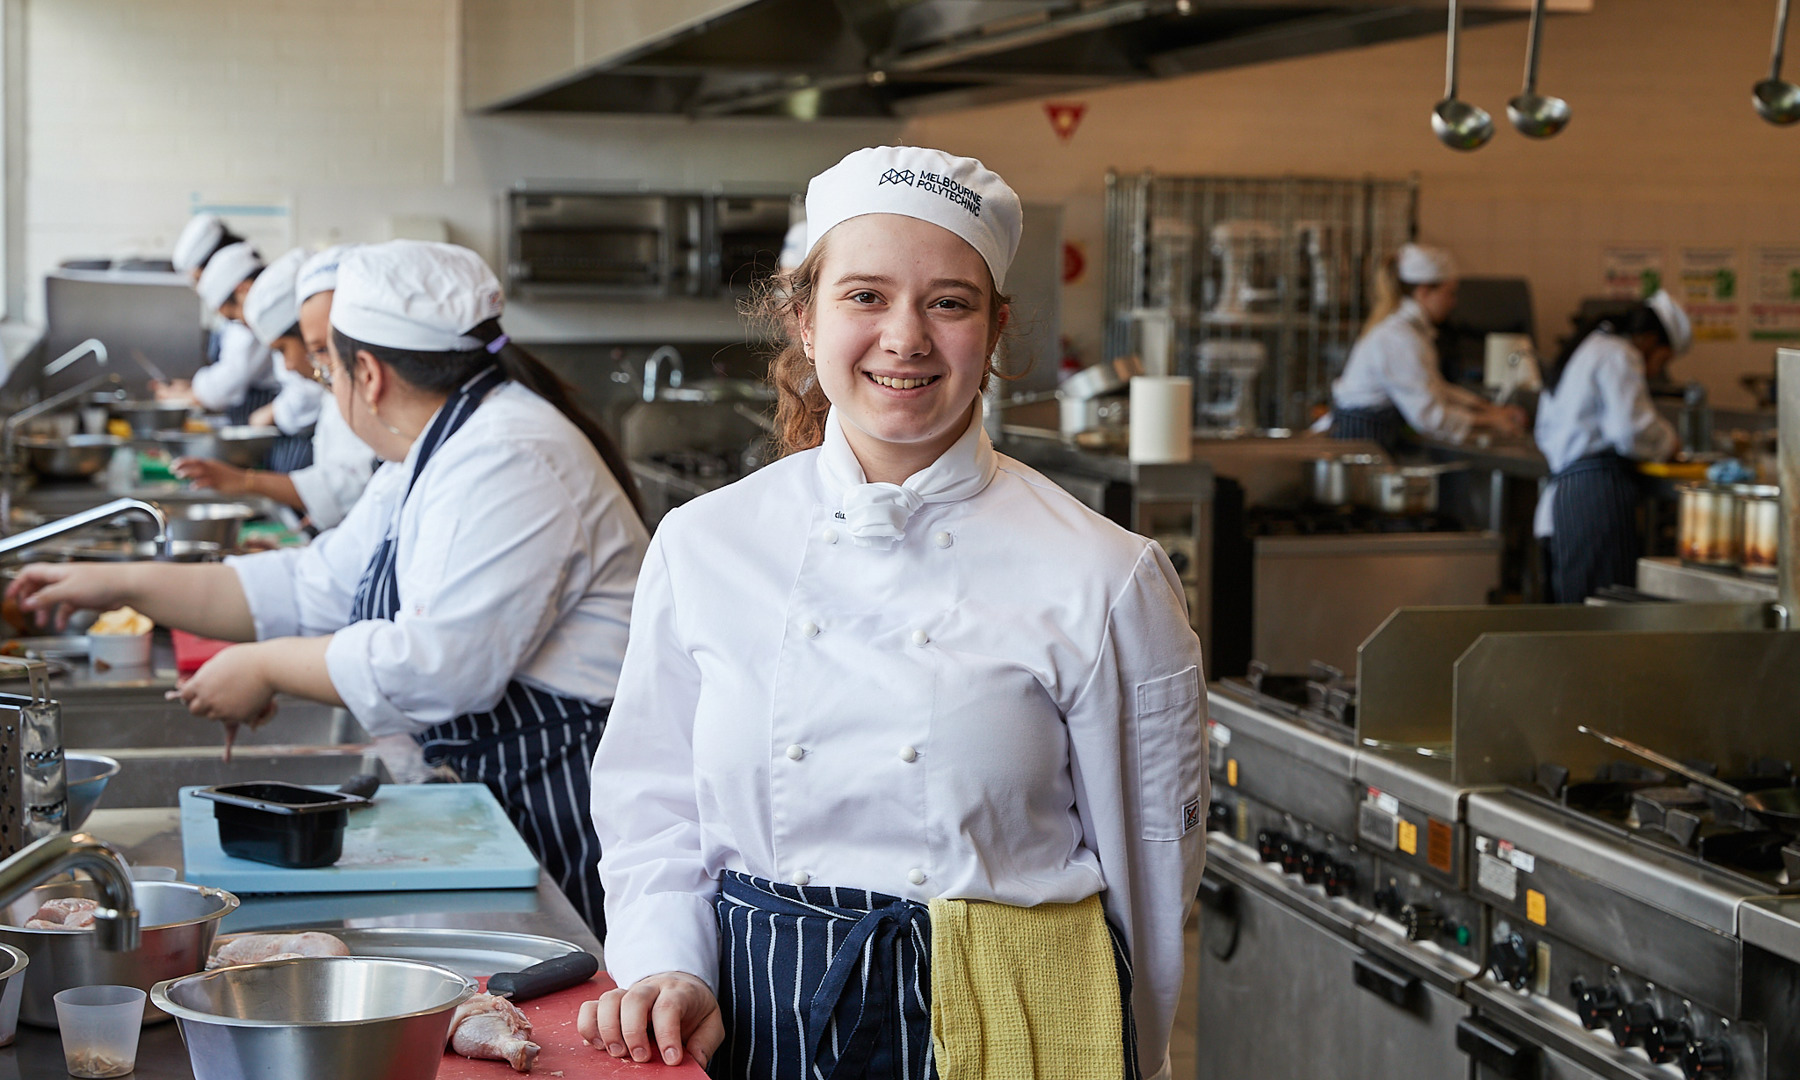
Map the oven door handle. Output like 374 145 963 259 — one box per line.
1351 953 1420 1011
1455 1016 1541 1079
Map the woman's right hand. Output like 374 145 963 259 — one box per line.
4 564 128 631
577 971 723 1070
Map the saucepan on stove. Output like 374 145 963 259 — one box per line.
1307 453 1383 507
1367 462 1465 516
1578 725 1800 832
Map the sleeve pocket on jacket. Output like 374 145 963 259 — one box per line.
1133 665 1203 841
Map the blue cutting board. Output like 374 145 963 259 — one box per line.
179 783 541 894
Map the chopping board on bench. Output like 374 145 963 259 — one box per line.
439 974 707 1079
178 783 541 893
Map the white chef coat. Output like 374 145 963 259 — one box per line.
269 367 323 435
1532 331 1678 537
286 401 376 529
190 320 279 413
227 380 648 736
592 410 1208 1080
1331 297 1487 443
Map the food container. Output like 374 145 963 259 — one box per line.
1308 453 1382 507
152 956 477 1080
1734 483 1780 579
151 426 280 468
1677 483 1740 568
109 400 192 437
64 754 120 830
53 985 145 1077
193 782 369 869
14 435 125 480
86 631 151 669
0 879 239 1027
0 943 28 1046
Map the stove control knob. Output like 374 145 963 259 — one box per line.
1205 802 1232 834
1646 1019 1691 1065
1278 839 1308 875
1324 860 1356 897
1256 831 1285 863
1399 903 1440 941
1681 1039 1733 1078
1299 848 1330 886
1569 978 1622 1030
1372 884 1402 917
1607 999 1657 1047
1488 933 1533 990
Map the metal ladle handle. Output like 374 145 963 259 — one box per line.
1444 0 1464 99
1521 0 1547 94
1575 725 1749 802
1772 0 1792 82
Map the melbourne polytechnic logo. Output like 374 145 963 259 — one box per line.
875 167 983 218
879 168 916 187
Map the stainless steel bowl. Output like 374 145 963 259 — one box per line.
152 426 280 469
129 502 255 546
22 538 222 563
110 400 193 436
152 956 477 1080
14 435 125 480
0 879 239 1027
0 942 27 1047
64 753 120 829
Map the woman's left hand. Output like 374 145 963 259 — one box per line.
169 643 279 727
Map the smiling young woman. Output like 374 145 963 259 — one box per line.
585 146 1208 1080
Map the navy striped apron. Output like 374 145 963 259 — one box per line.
1547 451 1643 603
347 366 608 934
1330 403 1409 455
712 871 1141 1080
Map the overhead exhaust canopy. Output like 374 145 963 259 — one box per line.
468 0 1591 119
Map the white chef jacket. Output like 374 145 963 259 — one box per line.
592 410 1208 1080
190 320 279 413
1331 297 1486 443
1532 331 1678 537
269 367 323 435
286 401 375 529
228 380 648 736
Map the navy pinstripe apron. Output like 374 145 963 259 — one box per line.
222 384 313 473
347 366 608 933
712 871 1141 1080
1547 451 1643 603
1330 403 1409 456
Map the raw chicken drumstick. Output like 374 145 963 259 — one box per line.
448 994 542 1073
208 931 350 968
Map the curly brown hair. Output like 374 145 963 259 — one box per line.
751 235 1014 457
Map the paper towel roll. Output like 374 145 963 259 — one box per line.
1129 376 1193 463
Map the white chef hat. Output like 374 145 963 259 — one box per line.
803 145 1023 289
195 242 263 312
242 249 308 346
296 244 355 305
1396 242 1458 285
172 213 225 273
1646 288 1693 356
331 240 505 353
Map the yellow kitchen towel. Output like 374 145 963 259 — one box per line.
928 893 1124 1080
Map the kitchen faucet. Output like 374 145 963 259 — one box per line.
0 497 169 560
1 345 121 533
643 346 685 402
0 833 139 951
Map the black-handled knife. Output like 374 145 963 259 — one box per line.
488 951 600 1003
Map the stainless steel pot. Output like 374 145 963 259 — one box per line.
1308 453 1382 506
109 400 192 437
152 956 476 1080
1677 482 1740 568
151 426 280 469
1370 465 1445 515
14 435 124 480
1734 483 1780 578
0 879 239 1026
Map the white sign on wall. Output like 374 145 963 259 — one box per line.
1677 247 1740 343
1601 246 1664 300
1749 246 1800 342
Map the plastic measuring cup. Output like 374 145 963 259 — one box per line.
53 986 145 1078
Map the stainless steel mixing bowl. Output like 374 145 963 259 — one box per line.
64 753 120 829
0 879 239 1026
15 435 126 479
129 501 255 546
152 956 477 1080
109 400 193 437
151 426 280 468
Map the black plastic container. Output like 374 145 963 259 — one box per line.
193 781 368 868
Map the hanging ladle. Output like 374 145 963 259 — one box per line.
1432 0 1494 150
1507 0 1570 137
1755 0 1800 125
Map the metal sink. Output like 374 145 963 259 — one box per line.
97 746 385 807
59 695 363 750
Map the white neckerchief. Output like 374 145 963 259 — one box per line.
816 407 999 548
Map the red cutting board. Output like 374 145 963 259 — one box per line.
171 628 233 674
438 975 709 1079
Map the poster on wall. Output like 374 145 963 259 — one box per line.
1601 246 1663 300
1677 247 1740 343
1749 246 1800 342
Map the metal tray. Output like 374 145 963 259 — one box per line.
215 927 582 980
2 636 86 661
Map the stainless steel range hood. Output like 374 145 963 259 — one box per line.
464 0 1590 119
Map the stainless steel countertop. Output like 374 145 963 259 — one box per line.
1636 557 1780 603
1421 436 1548 479
1740 897 1800 965
0 807 600 1078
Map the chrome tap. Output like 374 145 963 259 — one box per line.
0 833 138 951
2 367 124 533
0 497 168 560
643 346 685 402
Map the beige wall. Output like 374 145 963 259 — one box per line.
903 0 1797 408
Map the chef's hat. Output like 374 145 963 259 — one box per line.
242 249 308 346
331 240 504 353
1396 243 1457 285
196 242 263 312
1646 288 1693 356
172 213 226 273
297 244 355 305
803 146 1023 289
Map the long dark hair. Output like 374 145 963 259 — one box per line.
1542 303 1670 393
332 321 643 519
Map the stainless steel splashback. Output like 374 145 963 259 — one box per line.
1450 629 1800 787
1357 604 1781 751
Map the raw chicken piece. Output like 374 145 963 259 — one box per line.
448 993 541 1073
21 897 98 930
208 931 349 968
